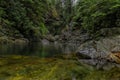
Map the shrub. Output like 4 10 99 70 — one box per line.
77 0 120 36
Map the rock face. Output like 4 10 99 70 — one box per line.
76 36 120 59
58 30 90 50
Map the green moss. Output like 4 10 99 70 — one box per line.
0 55 120 80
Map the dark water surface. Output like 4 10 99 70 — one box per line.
0 43 76 57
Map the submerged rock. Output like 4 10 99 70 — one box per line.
79 59 120 70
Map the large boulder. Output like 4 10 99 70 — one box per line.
76 36 120 59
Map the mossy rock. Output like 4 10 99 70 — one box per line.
0 36 14 44
0 36 29 44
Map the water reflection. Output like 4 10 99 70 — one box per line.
0 43 77 57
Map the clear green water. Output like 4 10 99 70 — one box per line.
0 43 120 80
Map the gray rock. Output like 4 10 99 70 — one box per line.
76 36 120 59
41 39 50 45
14 38 29 44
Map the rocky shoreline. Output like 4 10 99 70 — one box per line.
41 30 120 68
1 29 120 67
0 36 29 44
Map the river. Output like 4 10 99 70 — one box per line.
0 43 120 80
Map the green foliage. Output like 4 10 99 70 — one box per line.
0 0 47 40
77 0 120 35
0 0 120 40
45 0 76 35
40 23 48 35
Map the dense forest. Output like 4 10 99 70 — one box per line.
0 0 120 42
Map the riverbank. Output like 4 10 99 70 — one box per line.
0 36 29 44
1 28 120 65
